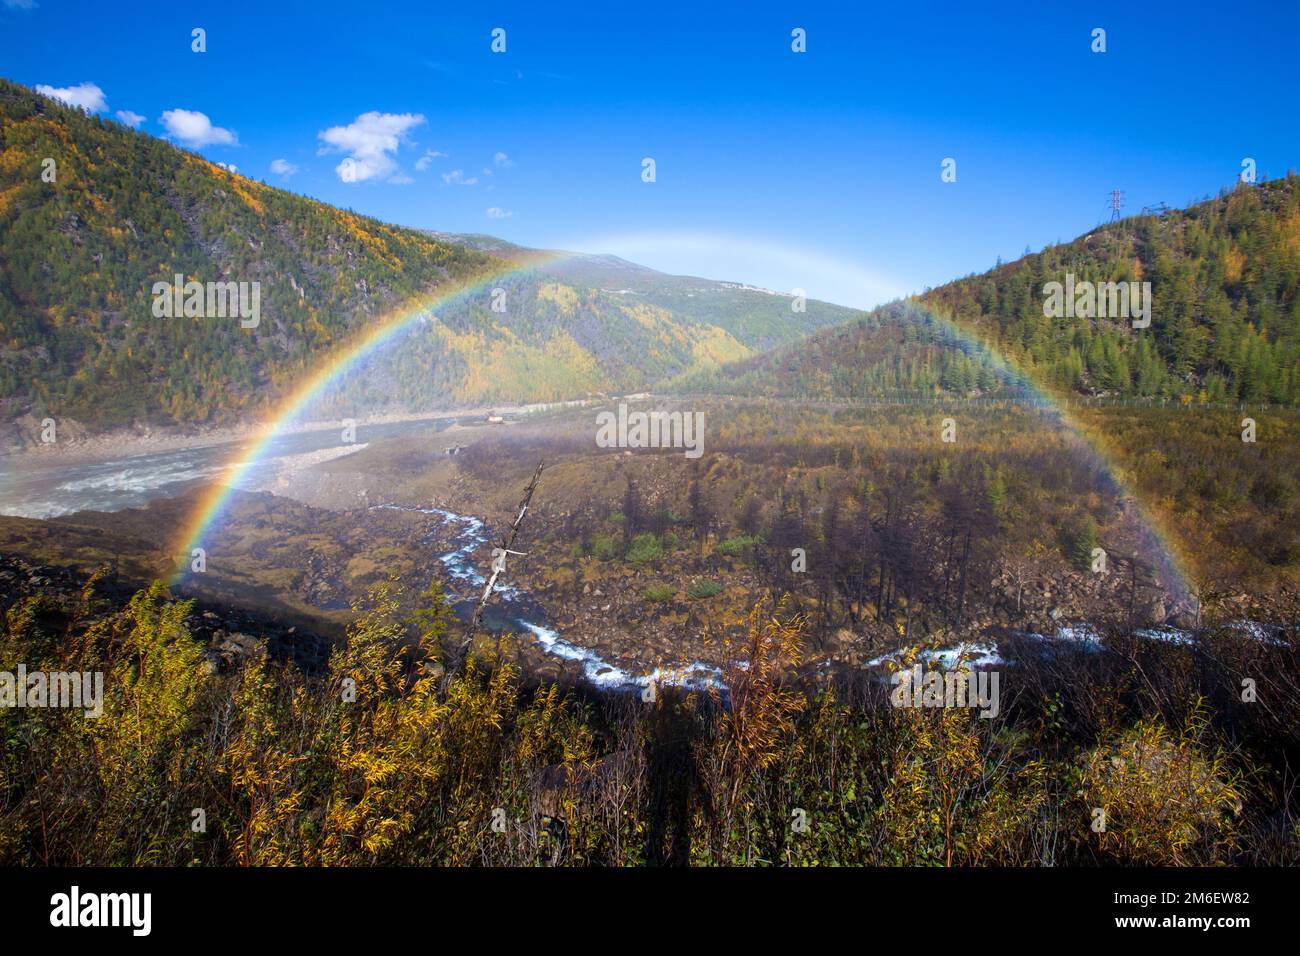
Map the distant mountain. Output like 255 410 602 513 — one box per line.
427 231 845 355
0 78 855 438
682 179 1300 405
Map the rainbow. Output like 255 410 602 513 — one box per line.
170 248 576 584
886 299 1199 604
170 243 1199 609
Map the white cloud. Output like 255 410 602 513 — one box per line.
215 162 238 173
35 82 107 112
493 151 514 167
269 158 299 177
160 109 237 148
317 111 425 184
414 149 445 172
486 207 513 219
441 168 478 186
3 1 39 10
115 110 145 128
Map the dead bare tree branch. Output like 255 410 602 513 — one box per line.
470 459 545 633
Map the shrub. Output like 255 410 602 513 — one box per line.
1062 515 1099 571
687 580 722 599
589 534 618 560
644 584 676 602
1074 710 1242 865
717 534 760 557
625 533 663 567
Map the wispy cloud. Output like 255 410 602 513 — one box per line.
486 207 513 219
414 149 445 172
115 110 145 128
441 168 478 186
269 158 299 177
35 82 106 112
3 0 39 10
160 109 237 148
494 151 514 167
317 111 425 184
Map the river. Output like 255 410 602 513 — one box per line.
0 420 728 695
0 418 456 519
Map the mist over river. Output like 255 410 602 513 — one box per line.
0 416 729 695
0 418 452 519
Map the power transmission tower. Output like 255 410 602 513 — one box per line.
1109 188 1124 222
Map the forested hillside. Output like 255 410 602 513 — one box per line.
0 80 495 430
667 301 1010 400
0 78 853 435
921 177 1300 405
683 178 1300 407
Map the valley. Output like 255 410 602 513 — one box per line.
1 10 1297 877
4 395 1294 701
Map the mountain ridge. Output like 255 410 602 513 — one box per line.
680 178 1300 405
0 77 856 436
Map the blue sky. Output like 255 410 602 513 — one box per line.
2 0 1297 309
